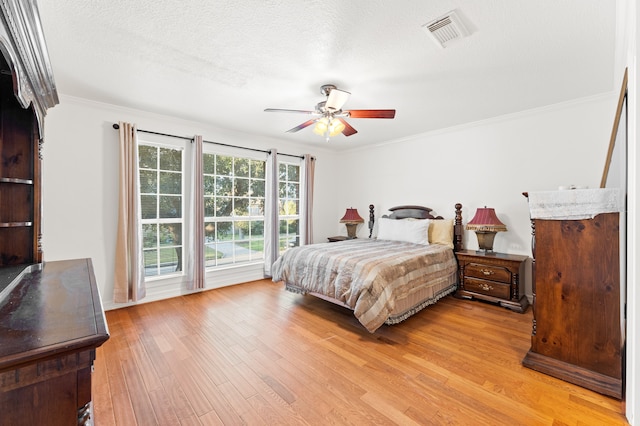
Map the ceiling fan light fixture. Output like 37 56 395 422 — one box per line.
312 117 329 136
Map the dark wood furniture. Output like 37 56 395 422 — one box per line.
455 250 529 313
0 3 109 424
522 194 622 398
327 236 348 242
0 259 109 425
0 1 58 267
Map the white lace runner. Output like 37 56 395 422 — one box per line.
528 188 622 220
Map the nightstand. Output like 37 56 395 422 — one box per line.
455 250 529 313
327 236 348 242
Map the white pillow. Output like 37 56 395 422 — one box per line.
377 218 431 245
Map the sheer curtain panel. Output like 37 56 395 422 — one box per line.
187 135 205 290
301 154 315 245
114 121 146 302
263 149 279 277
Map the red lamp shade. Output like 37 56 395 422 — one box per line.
340 208 364 224
466 207 507 232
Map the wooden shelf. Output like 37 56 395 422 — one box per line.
0 222 33 228
0 177 33 185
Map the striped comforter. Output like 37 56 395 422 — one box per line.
271 239 458 332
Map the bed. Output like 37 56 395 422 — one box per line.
271 204 463 332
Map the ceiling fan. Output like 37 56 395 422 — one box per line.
264 84 396 141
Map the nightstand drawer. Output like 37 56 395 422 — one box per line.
463 277 511 300
464 263 512 284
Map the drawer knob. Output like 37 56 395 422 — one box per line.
480 269 494 276
479 283 493 291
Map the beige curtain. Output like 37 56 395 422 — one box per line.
301 154 315 245
186 135 205 290
263 149 279 277
114 121 145 302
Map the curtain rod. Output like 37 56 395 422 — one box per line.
112 123 306 159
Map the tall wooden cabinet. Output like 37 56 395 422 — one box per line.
523 190 623 399
0 2 109 425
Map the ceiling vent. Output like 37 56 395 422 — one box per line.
422 10 470 48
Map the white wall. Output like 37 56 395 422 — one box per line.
334 94 617 299
42 96 340 309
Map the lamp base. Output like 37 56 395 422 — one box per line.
345 223 358 239
475 231 497 252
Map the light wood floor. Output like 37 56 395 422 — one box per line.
93 279 629 425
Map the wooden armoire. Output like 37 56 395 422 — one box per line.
522 189 623 399
0 2 109 425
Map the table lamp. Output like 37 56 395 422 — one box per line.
340 208 364 239
466 207 507 252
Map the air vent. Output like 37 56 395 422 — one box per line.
422 10 470 48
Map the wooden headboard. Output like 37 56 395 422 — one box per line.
375 203 463 252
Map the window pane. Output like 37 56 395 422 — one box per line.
287 182 299 199
234 198 248 216
216 197 232 216
279 163 287 180
251 220 264 239
251 160 265 179
235 158 249 177
217 155 232 176
204 197 215 217
142 224 157 249
143 249 159 276
205 244 221 265
205 222 216 242
159 223 181 246
160 147 181 171
288 219 299 235
139 145 157 169
217 176 232 196
159 195 181 218
234 178 249 197
217 221 233 241
251 180 264 198
160 171 181 194
159 247 181 273
234 221 249 239
139 170 157 194
278 182 286 199
204 175 215 195
141 195 157 219
249 199 264 216
280 199 298 216
288 164 300 181
203 153 215 174
216 244 234 265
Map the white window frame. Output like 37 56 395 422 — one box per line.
202 146 267 270
138 138 187 282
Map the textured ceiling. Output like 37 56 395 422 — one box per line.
37 1 616 151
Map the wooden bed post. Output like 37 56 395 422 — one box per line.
368 204 375 238
454 203 463 252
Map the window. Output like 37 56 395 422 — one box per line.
278 162 300 254
139 143 184 277
203 153 266 268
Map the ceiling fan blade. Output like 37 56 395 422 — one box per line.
325 89 350 111
264 108 316 114
338 118 358 137
347 109 396 119
286 119 317 133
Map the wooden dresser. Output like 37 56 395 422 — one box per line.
523 190 623 399
0 259 109 425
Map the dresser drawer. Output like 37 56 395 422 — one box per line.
464 262 512 284
463 277 511 299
